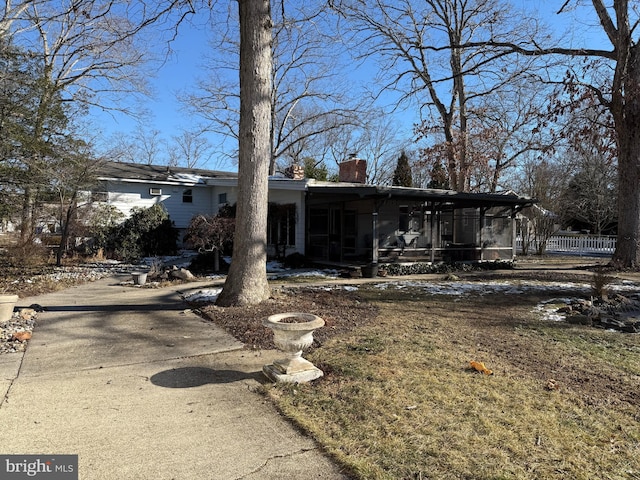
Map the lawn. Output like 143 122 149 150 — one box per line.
246 277 640 480
3 249 639 479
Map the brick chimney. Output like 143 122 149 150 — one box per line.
339 155 367 183
284 164 304 180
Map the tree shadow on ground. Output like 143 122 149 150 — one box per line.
150 366 265 388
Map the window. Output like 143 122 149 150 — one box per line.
150 187 162 196
183 189 193 203
268 203 296 246
218 193 227 205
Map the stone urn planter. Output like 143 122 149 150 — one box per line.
131 271 148 286
262 312 325 383
0 294 19 322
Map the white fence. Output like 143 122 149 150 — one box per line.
517 235 616 256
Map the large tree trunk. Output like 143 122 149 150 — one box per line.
612 139 640 267
20 185 34 244
216 0 272 306
612 45 640 268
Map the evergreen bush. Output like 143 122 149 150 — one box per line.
102 204 178 262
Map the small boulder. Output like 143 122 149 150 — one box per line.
171 268 195 280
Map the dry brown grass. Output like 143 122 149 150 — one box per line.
264 286 640 480
0 251 123 297
2 249 639 479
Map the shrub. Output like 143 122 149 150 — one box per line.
283 252 308 268
101 204 178 263
183 205 236 256
78 204 124 256
5 241 49 267
591 265 615 299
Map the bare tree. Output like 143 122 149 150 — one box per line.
14 1 194 111
49 141 103 266
357 115 407 185
318 111 406 184
331 0 540 192
5 0 196 242
558 103 617 235
466 81 553 192
483 1 640 268
560 149 617 235
0 0 33 38
216 0 272 306
168 128 214 168
184 1 364 175
111 124 168 165
512 154 568 255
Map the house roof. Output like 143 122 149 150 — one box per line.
95 161 535 210
96 161 237 184
306 182 535 210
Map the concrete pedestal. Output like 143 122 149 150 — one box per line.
262 364 324 383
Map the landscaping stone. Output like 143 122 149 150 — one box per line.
171 268 195 280
557 293 640 333
0 310 37 354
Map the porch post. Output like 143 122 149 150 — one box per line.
479 207 485 261
511 209 517 260
372 212 379 264
430 202 435 263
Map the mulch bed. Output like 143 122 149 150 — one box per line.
196 286 380 350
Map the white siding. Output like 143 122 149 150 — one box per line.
100 177 308 255
105 181 213 229
157 185 213 229
212 186 238 213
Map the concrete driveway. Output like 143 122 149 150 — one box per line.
0 275 349 479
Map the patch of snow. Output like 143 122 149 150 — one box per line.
372 280 594 296
269 269 340 280
183 288 223 303
311 285 359 292
203 274 226 280
168 173 206 184
267 261 338 278
532 298 572 322
141 251 199 269
266 261 286 272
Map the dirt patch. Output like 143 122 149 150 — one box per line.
197 286 380 350
196 274 639 412
421 293 640 410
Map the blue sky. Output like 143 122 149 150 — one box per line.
90 1 613 173
92 20 224 165
90 8 413 173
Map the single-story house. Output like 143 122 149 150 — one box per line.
92 159 535 265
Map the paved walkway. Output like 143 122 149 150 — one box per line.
0 275 349 479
